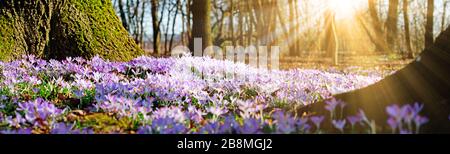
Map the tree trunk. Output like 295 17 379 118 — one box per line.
151 0 161 55
288 0 299 56
229 0 235 47
0 0 143 61
237 0 244 46
186 0 192 46
324 10 339 66
189 0 212 54
386 0 399 52
246 1 254 46
368 0 390 53
441 1 448 33
118 0 129 31
169 0 181 51
403 0 414 58
425 0 435 49
139 0 145 48
301 26 450 133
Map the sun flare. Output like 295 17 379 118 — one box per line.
326 0 366 19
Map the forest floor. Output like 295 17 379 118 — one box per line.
279 54 413 77
0 54 425 134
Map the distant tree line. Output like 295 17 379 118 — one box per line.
113 0 450 63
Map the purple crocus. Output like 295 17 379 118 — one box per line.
51 123 77 134
332 119 346 132
206 106 228 117
151 117 188 134
387 117 399 132
219 115 239 134
238 118 262 134
386 104 407 120
6 113 26 128
400 129 412 134
325 99 340 112
0 128 32 134
137 126 153 134
411 103 424 117
16 98 63 128
199 121 221 134
272 111 296 134
310 116 325 129
296 117 309 132
413 116 429 129
347 115 362 127
0 54 386 134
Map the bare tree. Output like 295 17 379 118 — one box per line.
190 0 212 53
442 0 448 33
386 0 399 51
118 0 129 31
151 0 163 54
368 0 389 52
324 10 339 66
403 0 414 58
425 0 435 49
169 0 181 51
229 0 235 46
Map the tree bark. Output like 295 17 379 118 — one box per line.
237 0 244 46
169 0 181 51
288 0 299 56
0 0 143 61
118 0 129 31
403 0 414 58
368 0 390 53
229 0 235 47
324 10 339 66
441 1 448 33
386 0 399 51
425 0 435 49
151 0 161 55
189 0 212 53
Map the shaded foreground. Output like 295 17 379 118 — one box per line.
303 27 450 133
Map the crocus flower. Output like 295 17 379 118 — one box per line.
324 98 340 112
386 105 407 121
272 111 296 134
206 106 228 117
347 115 362 128
310 116 325 129
400 130 412 134
238 118 262 134
137 126 153 134
413 116 429 132
387 117 399 132
0 55 388 134
296 117 309 133
332 120 346 133
0 128 32 134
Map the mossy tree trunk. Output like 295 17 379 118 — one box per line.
0 0 143 61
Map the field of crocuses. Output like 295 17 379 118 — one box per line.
0 55 431 134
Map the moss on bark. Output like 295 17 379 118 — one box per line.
0 0 143 61
0 11 26 61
